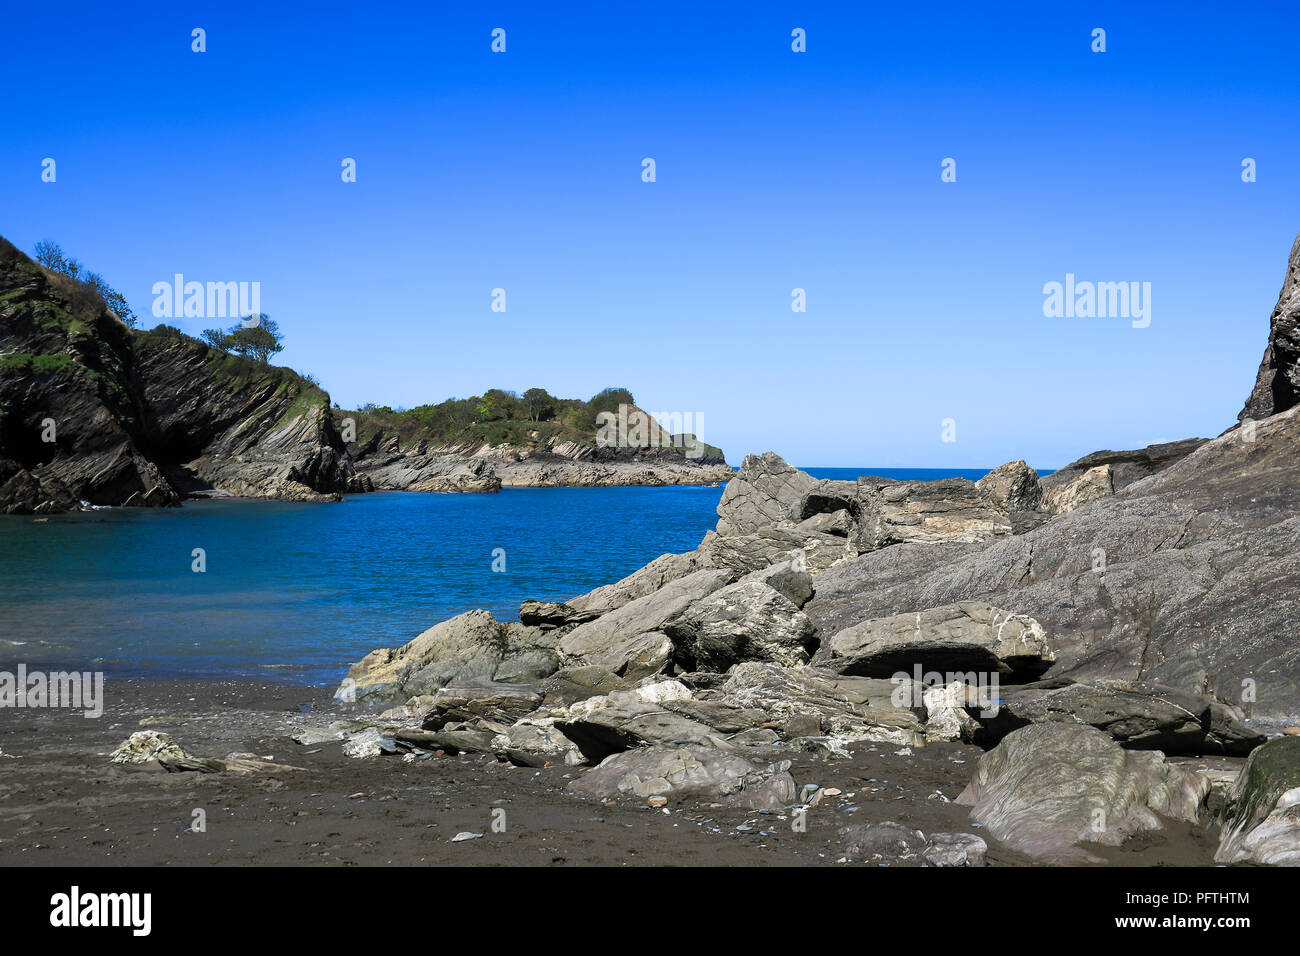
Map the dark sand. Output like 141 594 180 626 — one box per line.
0 679 1234 866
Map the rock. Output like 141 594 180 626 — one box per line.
420 679 544 730
854 477 1012 551
355 452 500 493
1041 464 1114 515
1240 229 1300 421
336 610 557 703
803 406 1300 719
341 728 392 758
158 755 304 774
837 822 927 863
564 550 715 619
976 460 1043 513
289 727 344 746
700 526 853 575
715 662 926 748
923 681 981 743
975 678 1265 755
519 599 599 629
922 832 988 867
735 559 815 608
662 580 817 671
715 452 819 536
1040 439 1209 494
110 731 189 764
540 666 629 706
813 601 1054 680
556 569 732 676
567 745 797 810
956 723 1209 864
451 832 483 843
554 680 728 762
1216 736 1300 865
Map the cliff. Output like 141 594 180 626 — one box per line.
0 236 366 513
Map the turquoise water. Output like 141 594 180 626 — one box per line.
0 467 1010 685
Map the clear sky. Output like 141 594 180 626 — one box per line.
3 2 1298 468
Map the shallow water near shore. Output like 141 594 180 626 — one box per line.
0 468 1000 685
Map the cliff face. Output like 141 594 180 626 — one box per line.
0 237 367 513
1240 231 1300 422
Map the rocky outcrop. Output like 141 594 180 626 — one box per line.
804 407 1300 719
1216 736 1300 865
956 723 1209 864
1240 230 1300 422
355 452 500 493
661 580 817 671
0 237 368 511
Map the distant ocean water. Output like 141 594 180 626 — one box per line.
0 466 1042 685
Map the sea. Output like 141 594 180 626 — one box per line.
0 467 1013 686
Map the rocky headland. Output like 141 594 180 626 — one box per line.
0 236 729 513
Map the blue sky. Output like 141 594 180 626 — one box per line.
3 2 1298 468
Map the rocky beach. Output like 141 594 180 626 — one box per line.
4 232 1300 871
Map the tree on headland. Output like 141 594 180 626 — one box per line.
201 315 284 364
523 387 556 422
32 240 137 327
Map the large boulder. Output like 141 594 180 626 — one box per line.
1216 736 1300 865
556 568 732 677
335 611 557 704
418 679 544 730
976 460 1043 513
956 723 1209 864
813 601 1054 680
662 580 817 671
715 452 819 536
567 745 797 810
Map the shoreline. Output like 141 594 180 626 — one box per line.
0 675 1228 867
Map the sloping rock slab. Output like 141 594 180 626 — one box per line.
1216 736 1300 865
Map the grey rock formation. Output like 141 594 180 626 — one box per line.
956 723 1209 864
804 408 1300 718
975 678 1265 755
418 679 544 730
715 452 819 536
1240 230 1300 422
1041 464 1113 516
662 580 817 670
356 452 500 493
854 476 1012 550
567 745 797 810
976 460 1043 513
1216 736 1300 865
555 568 733 677
336 610 557 703
1041 438 1208 494
813 601 1054 680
